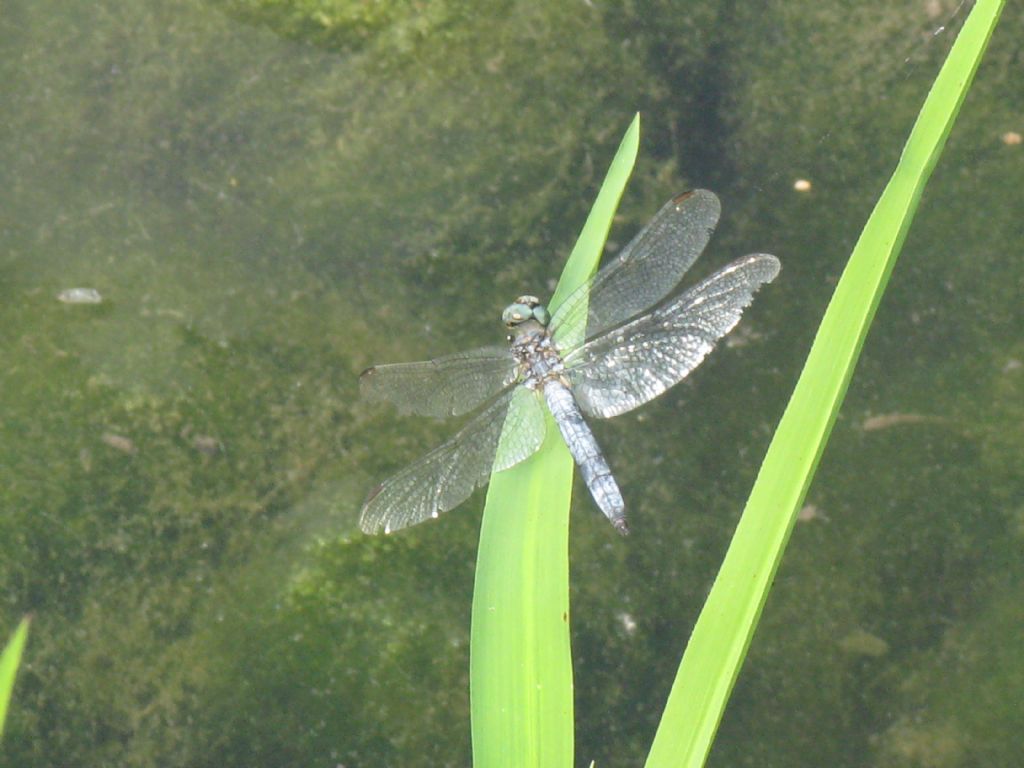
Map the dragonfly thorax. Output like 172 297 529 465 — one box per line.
504 296 565 386
509 322 566 390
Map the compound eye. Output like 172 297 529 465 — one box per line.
502 302 532 327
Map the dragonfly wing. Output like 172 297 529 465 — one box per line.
566 254 780 418
493 386 549 472
360 345 518 418
549 190 721 349
360 386 546 534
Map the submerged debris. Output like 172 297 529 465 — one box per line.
861 412 947 431
101 433 137 455
191 434 223 456
179 425 224 456
797 503 830 523
838 628 890 657
57 287 103 305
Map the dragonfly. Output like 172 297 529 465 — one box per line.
359 190 780 535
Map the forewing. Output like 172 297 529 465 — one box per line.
549 190 721 350
360 386 546 534
566 254 780 418
360 345 517 418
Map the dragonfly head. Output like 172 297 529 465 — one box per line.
502 295 550 331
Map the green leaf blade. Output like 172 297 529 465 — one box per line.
0 617 31 742
469 114 639 768
645 1 1005 765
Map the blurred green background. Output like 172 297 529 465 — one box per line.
1 1 1021 766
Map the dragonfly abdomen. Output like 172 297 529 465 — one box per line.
542 379 628 535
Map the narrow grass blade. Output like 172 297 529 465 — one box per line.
645 2 1005 766
469 114 639 768
0 617 30 741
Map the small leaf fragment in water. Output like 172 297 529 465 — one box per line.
101 433 137 454
797 503 830 523
838 628 890 657
861 412 943 431
57 288 103 304
191 434 223 456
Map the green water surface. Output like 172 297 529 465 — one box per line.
1 1 1021 766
